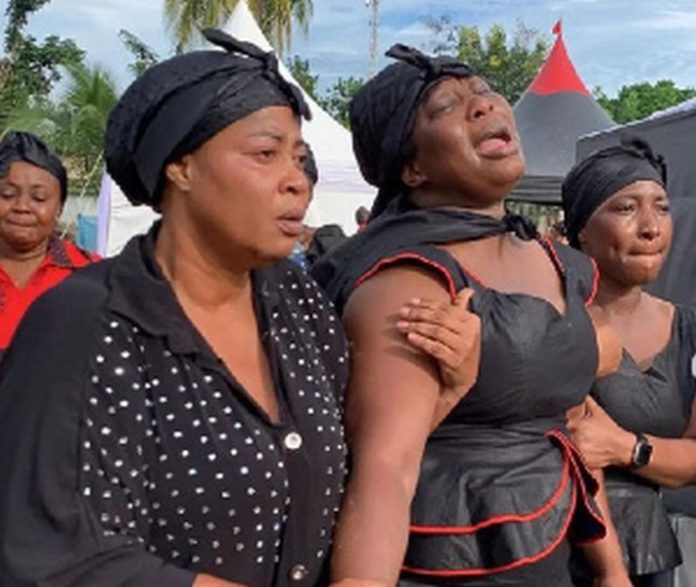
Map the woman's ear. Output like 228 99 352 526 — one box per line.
164 155 193 193
401 160 426 189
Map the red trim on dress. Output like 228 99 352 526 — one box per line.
585 257 600 307
402 476 578 577
403 429 607 576
354 253 458 301
541 237 566 276
410 455 570 534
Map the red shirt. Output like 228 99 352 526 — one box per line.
0 237 98 350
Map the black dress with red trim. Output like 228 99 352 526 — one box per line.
312 202 607 581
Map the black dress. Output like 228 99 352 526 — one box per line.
313 204 607 586
578 305 696 581
0 226 349 587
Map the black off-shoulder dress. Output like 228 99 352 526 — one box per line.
313 204 608 586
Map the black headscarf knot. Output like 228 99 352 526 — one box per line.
385 44 465 83
562 134 667 248
349 43 475 218
105 28 310 207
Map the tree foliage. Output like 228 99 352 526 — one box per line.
429 18 549 105
594 80 696 124
163 0 313 54
318 77 363 129
0 0 83 121
286 55 318 100
3 63 119 194
118 29 160 78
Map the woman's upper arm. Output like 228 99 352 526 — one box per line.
341 265 454 473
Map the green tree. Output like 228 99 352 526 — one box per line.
0 0 83 122
3 63 119 194
164 0 313 54
286 55 318 100
319 76 363 129
594 80 696 124
118 29 160 78
429 18 550 105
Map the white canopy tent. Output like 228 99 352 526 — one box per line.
97 0 375 257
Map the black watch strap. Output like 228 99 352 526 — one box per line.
630 432 653 468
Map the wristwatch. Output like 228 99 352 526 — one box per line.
630 433 653 468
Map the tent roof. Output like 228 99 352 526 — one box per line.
527 27 590 96
509 22 614 204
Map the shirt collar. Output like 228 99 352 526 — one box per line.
106 222 281 356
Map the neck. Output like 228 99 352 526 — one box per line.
0 238 50 263
154 217 252 310
409 188 507 219
595 278 644 316
0 239 50 285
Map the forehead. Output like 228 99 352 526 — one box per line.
219 105 303 140
0 160 59 188
605 179 667 201
426 75 486 98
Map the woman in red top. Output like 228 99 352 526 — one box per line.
0 131 96 357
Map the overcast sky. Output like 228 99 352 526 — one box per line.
4 0 696 97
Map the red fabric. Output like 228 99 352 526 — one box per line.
0 239 98 350
527 34 590 96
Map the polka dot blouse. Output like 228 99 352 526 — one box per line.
0 228 349 587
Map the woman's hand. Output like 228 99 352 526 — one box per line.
397 288 481 430
567 397 635 469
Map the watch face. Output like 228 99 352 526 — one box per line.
634 437 653 467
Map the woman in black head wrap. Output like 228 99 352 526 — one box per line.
562 136 696 586
313 45 631 586
0 30 356 587
0 130 96 357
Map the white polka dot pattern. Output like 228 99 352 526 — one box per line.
78 262 349 585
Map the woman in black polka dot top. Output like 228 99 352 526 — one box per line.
0 31 358 587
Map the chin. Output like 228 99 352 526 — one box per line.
253 241 297 267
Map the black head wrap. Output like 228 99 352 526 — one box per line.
105 28 311 207
349 44 475 217
562 135 667 248
303 142 318 186
0 131 68 203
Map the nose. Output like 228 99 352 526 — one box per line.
637 208 661 239
281 158 311 200
469 94 496 120
11 192 33 212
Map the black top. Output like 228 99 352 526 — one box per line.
313 207 606 580
590 304 696 576
0 227 349 587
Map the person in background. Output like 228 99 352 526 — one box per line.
354 205 369 232
313 44 628 587
0 131 97 360
288 143 319 270
562 136 696 587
